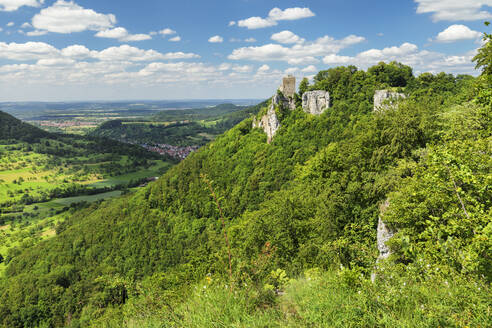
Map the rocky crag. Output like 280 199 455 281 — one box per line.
252 105 281 144
371 200 396 282
302 90 330 115
374 90 406 111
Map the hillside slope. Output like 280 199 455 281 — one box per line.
0 63 490 327
0 110 50 142
0 111 176 277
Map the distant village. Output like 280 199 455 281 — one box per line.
141 143 200 160
34 120 99 128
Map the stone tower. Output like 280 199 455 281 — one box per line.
279 75 296 99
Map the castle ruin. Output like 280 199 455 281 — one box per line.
279 75 296 99
253 76 334 143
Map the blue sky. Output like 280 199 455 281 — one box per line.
0 0 490 101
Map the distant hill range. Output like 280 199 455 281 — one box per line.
0 110 166 159
90 102 266 146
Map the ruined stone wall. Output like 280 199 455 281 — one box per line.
252 107 280 144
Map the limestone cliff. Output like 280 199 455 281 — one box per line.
252 105 280 144
371 200 395 282
252 76 298 143
374 90 406 111
376 200 394 261
302 90 330 115
252 91 295 143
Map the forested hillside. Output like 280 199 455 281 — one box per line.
0 34 490 327
0 112 176 278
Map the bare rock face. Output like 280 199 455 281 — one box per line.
376 200 394 261
302 91 330 115
371 200 396 282
377 216 395 260
374 90 406 111
273 93 296 111
252 106 280 144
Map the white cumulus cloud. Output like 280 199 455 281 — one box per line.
229 34 365 64
301 65 317 73
0 41 59 60
218 63 232 71
258 64 270 72
26 30 48 36
169 36 181 42
32 0 116 34
92 45 161 62
238 16 277 29
161 52 200 60
159 28 176 35
0 0 43 12
95 27 151 42
271 30 305 44
414 0 492 21
209 35 224 43
268 7 315 21
237 7 315 29
435 24 482 42
321 42 477 76
232 64 253 73
61 44 93 59
95 27 127 39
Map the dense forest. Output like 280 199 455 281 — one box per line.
0 31 490 327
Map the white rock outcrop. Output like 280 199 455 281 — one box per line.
377 216 395 261
302 91 330 115
252 106 280 144
374 90 406 111
371 200 396 282
253 91 297 143
273 93 296 111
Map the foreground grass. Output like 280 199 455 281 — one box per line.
88 270 491 328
